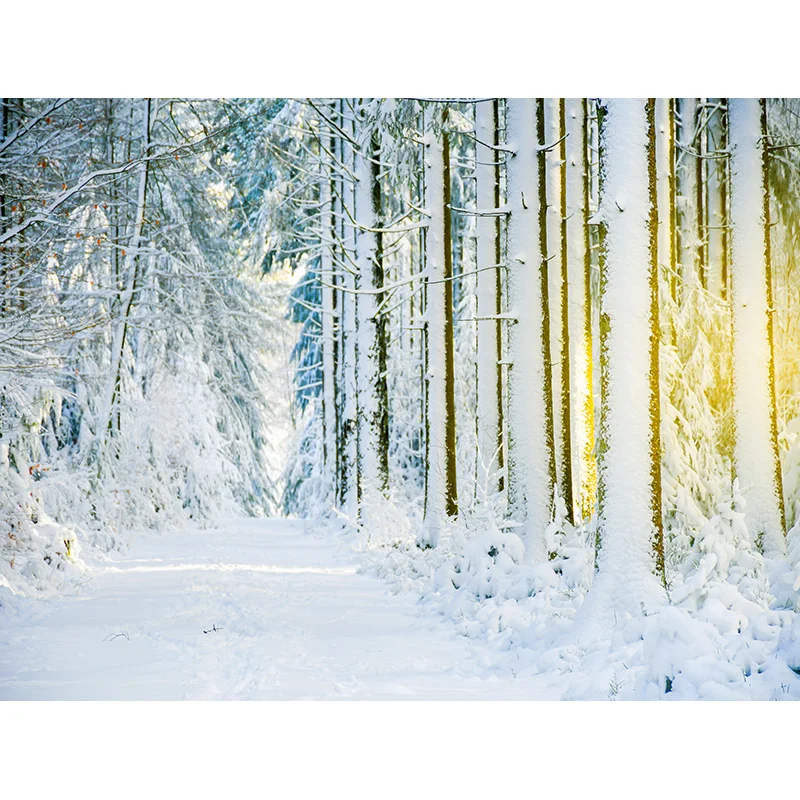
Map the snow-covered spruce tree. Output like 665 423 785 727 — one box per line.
505 98 556 563
565 98 595 522
579 99 665 628
474 99 504 497
728 98 786 556
417 106 458 549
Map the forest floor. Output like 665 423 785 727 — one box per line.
0 518 561 700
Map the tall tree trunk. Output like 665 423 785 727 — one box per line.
418 107 458 548
339 100 359 518
667 99 678 303
354 104 389 516
586 99 665 626
320 120 337 501
728 98 786 556
0 100 8 317
474 99 504 496
505 98 556 563
545 98 568 506
558 98 575 522
696 99 708 289
676 98 698 292
707 99 730 299
565 98 596 522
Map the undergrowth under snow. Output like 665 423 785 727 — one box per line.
342 481 800 700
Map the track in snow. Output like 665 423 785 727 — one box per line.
0 519 558 700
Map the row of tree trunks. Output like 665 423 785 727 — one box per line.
314 98 786 595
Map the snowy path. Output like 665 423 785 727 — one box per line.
0 519 559 700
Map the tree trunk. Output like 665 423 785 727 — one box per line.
728 98 786 556
474 99 504 496
656 99 676 300
676 98 698 292
707 99 730 299
418 107 458 548
545 99 568 507
696 99 708 289
320 119 337 501
587 99 666 625
505 98 556 563
338 100 359 518
354 104 389 515
558 98 575 522
565 98 596 522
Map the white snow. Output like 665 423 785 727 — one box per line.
0 518 558 700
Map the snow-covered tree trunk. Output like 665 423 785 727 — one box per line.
728 98 786 556
587 99 665 625
339 101 359 518
505 98 556 562
656 99 677 300
545 98 569 507
556 98 575 522
320 123 337 500
707 99 730 299
676 98 698 292
418 108 457 548
565 98 595 522
354 105 389 514
0 100 8 315
696 99 708 289
474 99 504 495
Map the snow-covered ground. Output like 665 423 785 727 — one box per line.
0 518 560 700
